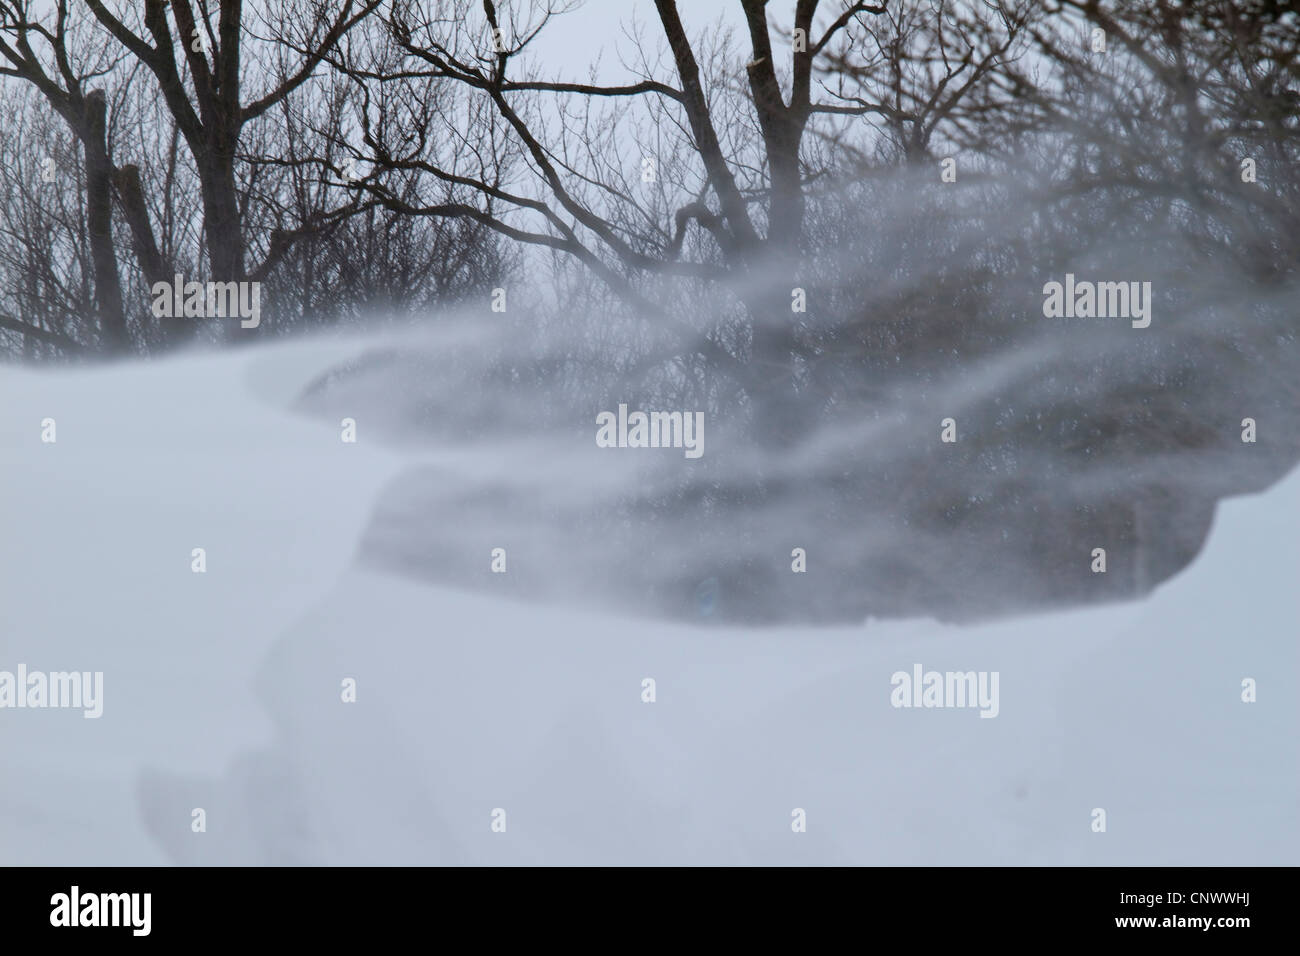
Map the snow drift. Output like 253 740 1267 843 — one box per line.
0 332 1295 865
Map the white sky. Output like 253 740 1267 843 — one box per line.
527 0 747 79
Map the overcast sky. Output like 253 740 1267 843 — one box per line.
528 0 748 78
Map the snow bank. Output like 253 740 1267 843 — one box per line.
1 337 1295 864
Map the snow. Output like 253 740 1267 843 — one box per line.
1 334 1295 865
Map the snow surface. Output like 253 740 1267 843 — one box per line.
1 335 1296 865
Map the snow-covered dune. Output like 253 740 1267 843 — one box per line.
0 338 403 864
1 337 1295 865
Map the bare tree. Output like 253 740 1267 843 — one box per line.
332 0 1034 442
1 0 131 351
81 0 382 282
979 0 1299 277
0 84 97 357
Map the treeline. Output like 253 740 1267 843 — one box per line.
0 2 1294 371
0 0 510 356
3 1 1297 620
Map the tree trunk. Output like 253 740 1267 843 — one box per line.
741 269 812 451
200 142 245 282
113 163 191 350
82 91 128 354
